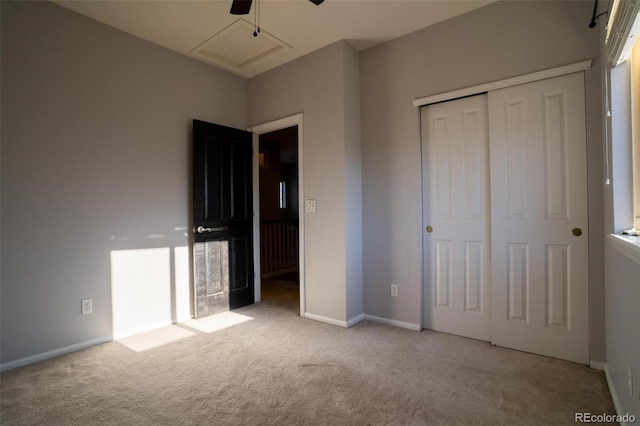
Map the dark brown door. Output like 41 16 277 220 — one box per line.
193 119 254 317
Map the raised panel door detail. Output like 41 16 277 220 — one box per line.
464 241 483 313
231 140 248 220
204 137 223 222
436 240 452 308
205 240 229 297
230 236 248 291
507 243 529 322
505 100 528 219
544 92 569 220
463 110 483 219
546 244 570 330
433 115 451 219
194 239 229 317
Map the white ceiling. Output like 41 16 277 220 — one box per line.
53 0 494 79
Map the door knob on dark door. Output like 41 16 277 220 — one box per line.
572 228 583 237
196 225 227 233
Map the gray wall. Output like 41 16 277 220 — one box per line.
360 0 605 360
1 1 247 364
604 246 640 417
248 41 362 324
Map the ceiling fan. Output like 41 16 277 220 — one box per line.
231 0 324 15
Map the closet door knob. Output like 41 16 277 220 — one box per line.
571 228 582 237
426 226 433 233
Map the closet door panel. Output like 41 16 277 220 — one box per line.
489 72 589 364
422 94 491 342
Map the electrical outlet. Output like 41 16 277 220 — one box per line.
81 298 93 315
628 364 633 396
391 284 398 297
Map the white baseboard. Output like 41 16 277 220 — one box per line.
346 314 365 328
363 314 421 331
0 336 112 373
589 361 633 424
602 363 626 421
304 312 349 328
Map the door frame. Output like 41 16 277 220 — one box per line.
413 60 592 107
248 113 305 317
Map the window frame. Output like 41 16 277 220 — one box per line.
631 40 640 230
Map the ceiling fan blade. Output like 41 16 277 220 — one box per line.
230 0 253 15
309 0 324 4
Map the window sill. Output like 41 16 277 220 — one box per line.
609 234 640 266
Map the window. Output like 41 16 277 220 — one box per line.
607 0 640 263
631 40 640 230
607 0 640 232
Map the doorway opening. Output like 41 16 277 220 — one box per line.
258 126 300 313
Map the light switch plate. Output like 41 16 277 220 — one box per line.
305 199 317 213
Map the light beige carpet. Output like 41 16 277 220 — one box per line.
1 280 614 425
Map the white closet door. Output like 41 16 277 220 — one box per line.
422 95 491 342
488 72 589 364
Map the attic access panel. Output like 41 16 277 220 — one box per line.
190 18 292 75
